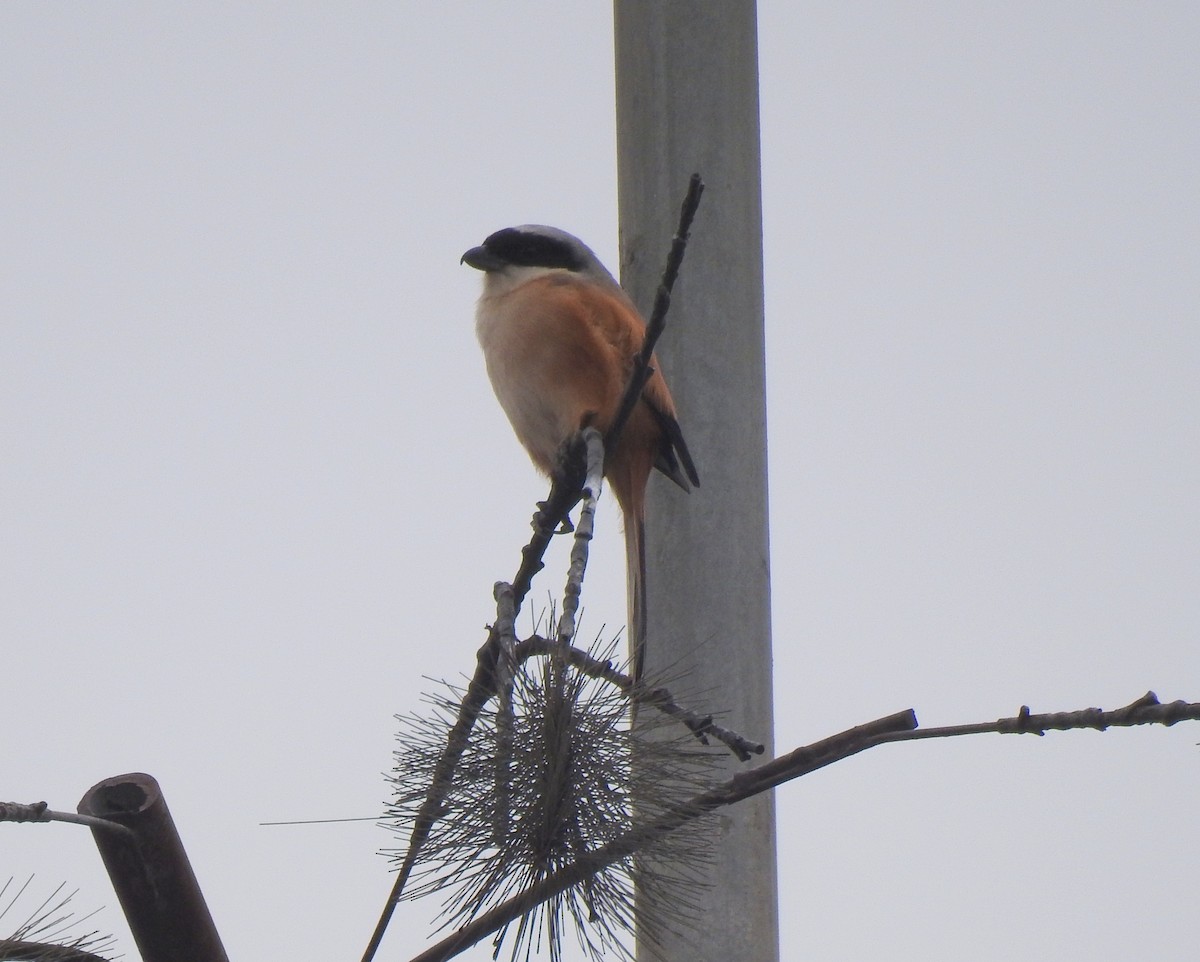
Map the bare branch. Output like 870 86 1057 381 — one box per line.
884 690 1200 742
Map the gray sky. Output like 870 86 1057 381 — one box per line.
3 3 1197 960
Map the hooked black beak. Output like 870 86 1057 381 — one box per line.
461 245 506 271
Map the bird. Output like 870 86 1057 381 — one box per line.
462 224 699 680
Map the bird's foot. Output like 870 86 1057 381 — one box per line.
533 501 575 534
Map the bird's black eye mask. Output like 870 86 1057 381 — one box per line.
482 228 586 271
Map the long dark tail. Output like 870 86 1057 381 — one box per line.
626 512 647 681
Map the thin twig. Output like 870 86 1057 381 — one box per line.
882 690 1199 742
492 582 518 843
514 173 705 607
360 638 502 962
606 173 704 457
515 635 765 761
554 428 604 649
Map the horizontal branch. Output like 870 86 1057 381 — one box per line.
886 690 1199 741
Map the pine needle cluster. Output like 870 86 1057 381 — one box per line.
385 643 721 962
0 878 116 962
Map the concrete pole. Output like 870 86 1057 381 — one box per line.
613 3 778 961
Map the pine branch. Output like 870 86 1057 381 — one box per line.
0 878 116 962
402 691 1200 962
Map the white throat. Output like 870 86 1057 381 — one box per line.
480 265 572 300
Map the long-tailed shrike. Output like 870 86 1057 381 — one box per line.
462 225 699 679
